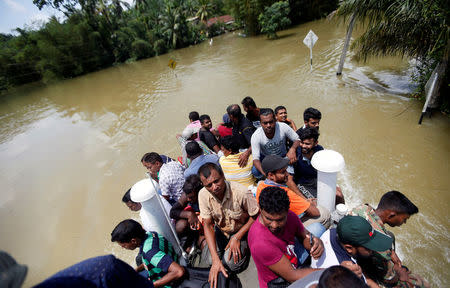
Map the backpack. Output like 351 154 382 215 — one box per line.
177 267 242 288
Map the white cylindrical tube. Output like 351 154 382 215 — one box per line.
311 150 345 213
316 171 337 213
130 178 184 258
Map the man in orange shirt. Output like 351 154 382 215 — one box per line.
256 155 330 232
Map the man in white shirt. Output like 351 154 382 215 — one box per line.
251 108 303 197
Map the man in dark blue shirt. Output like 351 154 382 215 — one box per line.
294 127 323 199
294 128 344 203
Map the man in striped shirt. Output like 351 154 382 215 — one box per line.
111 219 185 288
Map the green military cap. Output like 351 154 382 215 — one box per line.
337 215 393 252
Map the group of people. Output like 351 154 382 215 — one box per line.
32 97 430 288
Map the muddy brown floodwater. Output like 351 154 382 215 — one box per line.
0 18 448 287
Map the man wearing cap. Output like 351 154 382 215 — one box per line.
184 141 219 179
311 215 393 286
181 125 200 141
349 191 429 288
256 155 330 231
251 108 303 195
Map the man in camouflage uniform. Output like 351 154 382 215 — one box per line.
350 191 429 288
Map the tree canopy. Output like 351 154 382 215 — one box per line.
337 0 449 61
0 0 338 90
337 0 449 110
258 1 291 39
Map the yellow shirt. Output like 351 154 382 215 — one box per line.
219 152 256 187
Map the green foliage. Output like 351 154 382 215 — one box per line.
207 21 226 37
258 1 291 39
225 0 275 36
112 29 133 62
338 0 449 61
1 0 340 90
188 22 207 44
131 39 154 59
1 0 209 90
210 0 226 15
224 0 336 36
0 29 41 89
160 3 189 49
337 0 449 110
153 39 168 55
288 0 338 24
35 15 113 81
196 0 214 22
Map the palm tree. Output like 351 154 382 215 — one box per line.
160 2 185 49
336 0 449 107
134 0 147 13
196 0 213 23
110 0 126 18
181 0 197 18
337 0 448 62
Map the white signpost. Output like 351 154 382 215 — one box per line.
303 30 318 71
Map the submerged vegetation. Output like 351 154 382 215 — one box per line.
0 0 337 90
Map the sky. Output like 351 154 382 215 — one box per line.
0 0 133 35
0 0 62 34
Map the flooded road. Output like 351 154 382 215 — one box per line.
0 19 448 287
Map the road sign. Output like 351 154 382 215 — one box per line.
303 30 318 71
303 30 318 49
168 59 177 69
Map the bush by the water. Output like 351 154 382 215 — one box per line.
258 1 291 39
